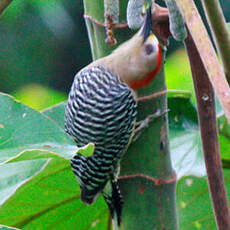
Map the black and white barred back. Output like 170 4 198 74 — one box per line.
65 66 137 225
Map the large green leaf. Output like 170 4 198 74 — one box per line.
1 92 229 229
0 225 19 230
0 93 76 163
168 94 230 229
0 150 108 230
0 158 49 206
177 169 230 230
42 102 66 129
168 95 206 178
0 93 108 229
168 93 230 177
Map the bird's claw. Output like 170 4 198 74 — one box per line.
132 108 169 141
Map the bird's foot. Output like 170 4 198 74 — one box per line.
133 108 169 141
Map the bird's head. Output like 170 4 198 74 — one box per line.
111 8 162 90
89 8 162 90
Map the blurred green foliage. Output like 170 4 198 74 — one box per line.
11 48 194 110
13 84 66 110
0 0 90 95
0 0 229 111
8 46 194 112
165 49 195 103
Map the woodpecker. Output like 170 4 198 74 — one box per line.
65 8 162 227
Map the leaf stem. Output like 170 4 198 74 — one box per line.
184 29 230 230
201 0 230 83
0 0 13 15
175 0 230 123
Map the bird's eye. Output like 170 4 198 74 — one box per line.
145 44 154 55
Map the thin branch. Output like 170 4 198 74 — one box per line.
201 0 230 83
137 89 167 102
0 0 13 15
118 171 177 185
184 29 230 230
84 14 128 29
175 0 230 123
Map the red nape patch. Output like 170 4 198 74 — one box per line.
128 44 162 91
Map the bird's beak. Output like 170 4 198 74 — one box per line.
141 7 153 43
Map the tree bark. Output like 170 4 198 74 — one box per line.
83 1 178 229
185 29 230 230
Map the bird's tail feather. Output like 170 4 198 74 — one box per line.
102 179 124 226
71 154 124 225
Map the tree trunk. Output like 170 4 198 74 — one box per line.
83 1 178 229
